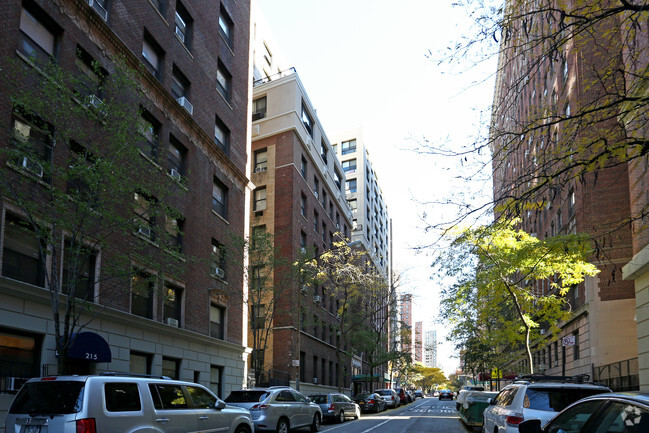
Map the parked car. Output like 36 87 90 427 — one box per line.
394 387 409 404
5 374 253 433
354 392 387 413
225 386 322 432
406 390 415 402
375 389 400 408
309 393 360 423
439 389 454 400
518 391 649 433
482 375 611 433
414 390 425 399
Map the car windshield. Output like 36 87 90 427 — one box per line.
377 390 391 395
310 395 328 404
355 393 371 399
224 390 269 403
9 381 85 415
524 388 608 412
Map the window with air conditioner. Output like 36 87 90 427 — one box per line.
252 96 267 121
134 191 156 241
254 148 268 172
167 136 186 180
163 285 182 326
174 2 192 48
88 0 108 21
211 239 226 280
11 114 52 182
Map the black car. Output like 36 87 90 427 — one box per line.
394 388 409 404
518 391 649 433
354 392 386 413
438 389 454 400
414 390 424 399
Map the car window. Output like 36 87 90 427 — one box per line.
591 402 648 433
525 388 609 412
105 383 141 412
186 385 217 409
225 390 268 403
495 388 517 406
9 381 85 414
293 390 307 403
276 390 296 402
310 395 327 404
546 399 604 433
342 395 352 403
152 384 188 409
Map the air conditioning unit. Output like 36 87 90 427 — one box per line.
336 314 340 320
165 318 179 327
175 25 186 43
88 94 103 108
255 166 267 173
300 247 307 255
314 191 319 199
252 111 264 121
313 295 322 303
313 377 318 384
169 168 182 180
211 265 225 279
137 226 151 238
21 157 43 178
88 0 108 21
177 96 193 115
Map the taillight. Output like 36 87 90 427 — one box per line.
76 418 96 433
251 404 270 411
328 404 335 412
505 415 524 426
368 399 375 404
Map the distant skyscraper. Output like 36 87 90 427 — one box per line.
424 330 438 368
414 322 423 363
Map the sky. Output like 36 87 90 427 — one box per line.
255 0 498 375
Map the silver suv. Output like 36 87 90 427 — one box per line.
481 375 611 433
225 387 322 433
5 374 253 433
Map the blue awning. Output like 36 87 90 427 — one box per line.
67 332 112 363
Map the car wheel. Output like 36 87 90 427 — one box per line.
310 413 321 432
234 425 251 433
375 404 380 413
276 418 289 433
338 410 345 423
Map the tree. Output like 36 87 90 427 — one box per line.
436 219 599 374
412 365 447 392
0 55 184 373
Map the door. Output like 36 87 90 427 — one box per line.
186 385 230 433
149 383 197 433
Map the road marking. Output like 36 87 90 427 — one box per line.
360 419 392 433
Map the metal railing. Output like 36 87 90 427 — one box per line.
593 357 639 391
253 67 297 88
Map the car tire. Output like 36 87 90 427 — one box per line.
310 413 321 432
338 410 345 423
276 418 289 433
234 425 251 433
375 404 380 414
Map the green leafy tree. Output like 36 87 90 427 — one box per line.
412 365 446 392
436 219 599 373
0 55 184 373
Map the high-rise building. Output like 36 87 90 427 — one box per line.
424 329 438 368
0 0 252 424
414 321 423 363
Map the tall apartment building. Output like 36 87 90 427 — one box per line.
0 0 251 427
490 0 638 389
424 329 438 368
414 321 423 364
398 293 413 354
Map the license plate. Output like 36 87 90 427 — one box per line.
24 426 42 433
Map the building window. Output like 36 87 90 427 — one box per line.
2 213 46 287
210 365 223 397
313 210 319 232
75 46 106 101
151 0 166 15
162 357 180 380
346 179 357 193
218 5 233 47
142 34 163 78
300 193 306 217
0 328 40 390
129 351 152 375
252 304 266 330
172 66 192 113
210 303 225 339
167 136 186 179
300 231 307 250
163 284 182 325
313 177 320 198
333 169 342 190
211 239 226 279
348 199 357 213
62 241 96 302
174 1 192 48
252 96 267 121
139 110 160 159
11 113 53 182
214 117 229 154
341 139 356 155
573 332 580 360
342 159 356 174
301 156 307 178
216 61 231 101
212 178 227 218
134 191 156 240
19 5 57 62
254 148 268 172
301 103 314 137
254 187 267 211
165 215 183 252
131 271 154 319
320 141 328 164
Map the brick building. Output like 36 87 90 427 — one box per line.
0 0 252 427
490 0 638 388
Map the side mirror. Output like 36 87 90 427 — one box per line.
488 398 496 405
305 397 312 404
518 419 542 433
215 398 227 410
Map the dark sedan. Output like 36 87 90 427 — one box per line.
354 392 387 413
438 389 454 400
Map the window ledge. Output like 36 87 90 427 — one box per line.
212 209 230 225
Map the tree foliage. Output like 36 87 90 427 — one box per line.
412 365 447 392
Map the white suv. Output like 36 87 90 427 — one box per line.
6 374 253 433
481 375 611 433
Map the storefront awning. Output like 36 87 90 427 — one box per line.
67 332 112 362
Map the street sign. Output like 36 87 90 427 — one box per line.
291 360 300 367
562 336 576 346
491 367 502 379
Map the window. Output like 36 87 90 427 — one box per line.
172 66 192 113
139 110 160 159
19 5 57 62
212 178 227 218
333 168 342 190
151 0 166 15
216 61 231 101
313 210 319 232
66 141 99 206
313 177 320 198
214 117 229 153
254 148 267 172
342 159 356 174
300 231 307 249
210 366 223 397
301 103 314 137
211 239 226 279
2 214 46 287
75 46 106 101
129 351 151 375
573 332 580 360
105 383 141 412
131 271 154 319
134 191 156 240
167 136 186 179
320 141 328 164
218 5 233 47
341 139 356 155
62 241 96 302
300 156 307 178
11 113 52 182
254 187 267 211
164 215 183 252
210 303 225 339
163 284 182 325
252 96 267 121
161 358 180 380
300 193 306 217
186 385 216 409
142 34 163 78
346 179 357 193
252 304 266 329
174 1 192 48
